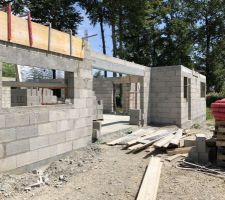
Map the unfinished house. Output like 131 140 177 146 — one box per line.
0 9 206 173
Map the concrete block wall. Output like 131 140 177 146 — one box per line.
180 66 206 128
93 78 113 113
0 63 2 112
0 106 92 172
150 66 182 126
2 87 11 108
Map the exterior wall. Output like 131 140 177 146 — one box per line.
180 66 206 128
93 78 113 113
0 106 92 172
150 66 182 126
0 43 93 173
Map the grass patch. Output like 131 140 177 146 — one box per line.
206 107 214 120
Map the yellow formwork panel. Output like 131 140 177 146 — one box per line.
0 11 84 59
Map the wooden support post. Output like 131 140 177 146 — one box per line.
27 12 33 46
7 3 12 41
69 29 72 56
48 23 52 51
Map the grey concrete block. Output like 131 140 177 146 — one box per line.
30 111 49 124
198 152 209 164
92 129 101 142
16 125 38 140
38 145 58 161
0 156 17 172
16 150 39 168
72 136 90 150
49 132 66 145
38 122 57 135
6 139 30 156
0 115 5 128
30 135 49 150
0 144 4 158
93 121 102 131
5 113 30 128
196 134 207 152
0 128 16 143
57 141 73 155
49 110 67 121
57 120 73 132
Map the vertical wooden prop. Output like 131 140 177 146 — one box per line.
27 13 33 46
7 3 12 41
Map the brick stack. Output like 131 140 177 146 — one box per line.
215 121 225 167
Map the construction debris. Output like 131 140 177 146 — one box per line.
136 157 162 200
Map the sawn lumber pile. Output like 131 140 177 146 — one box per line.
107 126 185 154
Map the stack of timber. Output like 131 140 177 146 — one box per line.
107 126 185 155
215 121 225 167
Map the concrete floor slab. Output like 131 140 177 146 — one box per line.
101 114 138 135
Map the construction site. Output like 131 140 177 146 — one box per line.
0 4 225 200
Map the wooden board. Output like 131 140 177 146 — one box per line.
154 134 175 148
167 147 192 156
136 157 162 200
216 141 225 147
169 129 183 146
0 11 84 59
165 153 187 162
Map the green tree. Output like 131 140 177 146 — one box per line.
2 63 16 77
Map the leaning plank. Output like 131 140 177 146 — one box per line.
169 129 183 147
165 153 188 162
167 147 192 156
136 157 162 200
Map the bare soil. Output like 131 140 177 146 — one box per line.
1 123 225 200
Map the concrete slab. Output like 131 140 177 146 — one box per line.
101 114 137 135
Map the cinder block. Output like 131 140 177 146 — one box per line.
38 122 57 135
0 128 16 143
198 152 209 164
49 110 67 121
66 130 79 141
30 135 49 150
49 132 66 145
38 145 58 161
57 120 73 132
92 129 101 142
93 121 102 131
0 115 5 128
74 98 87 109
196 134 207 152
75 118 87 129
72 136 90 150
0 144 4 158
16 125 38 139
184 136 196 147
6 139 30 156
16 150 39 168
57 141 73 155
30 111 49 124
68 109 79 119
0 156 17 172
5 113 30 128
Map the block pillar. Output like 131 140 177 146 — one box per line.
140 68 151 126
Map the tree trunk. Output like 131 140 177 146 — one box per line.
112 22 117 77
99 14 107 78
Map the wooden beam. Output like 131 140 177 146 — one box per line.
136 157 162 200
167 147 192 156
2 81 67 89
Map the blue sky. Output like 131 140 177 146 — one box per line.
76 7 113 55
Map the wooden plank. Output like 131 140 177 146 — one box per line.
3 81 67 89
217 154 225 160
165 153 188 162
126 127 177 147
218 127 225 133
154 134 175 148
107 129 146 146
167 147 192 156
136 157 162 200
169 129 183 146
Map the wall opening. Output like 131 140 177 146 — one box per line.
200 82 206 98
2 63 73 108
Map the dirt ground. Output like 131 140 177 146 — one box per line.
1 122 225 200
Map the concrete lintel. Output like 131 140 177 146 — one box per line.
89 51 146 76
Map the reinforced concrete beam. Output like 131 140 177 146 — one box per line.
88 51 146 76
